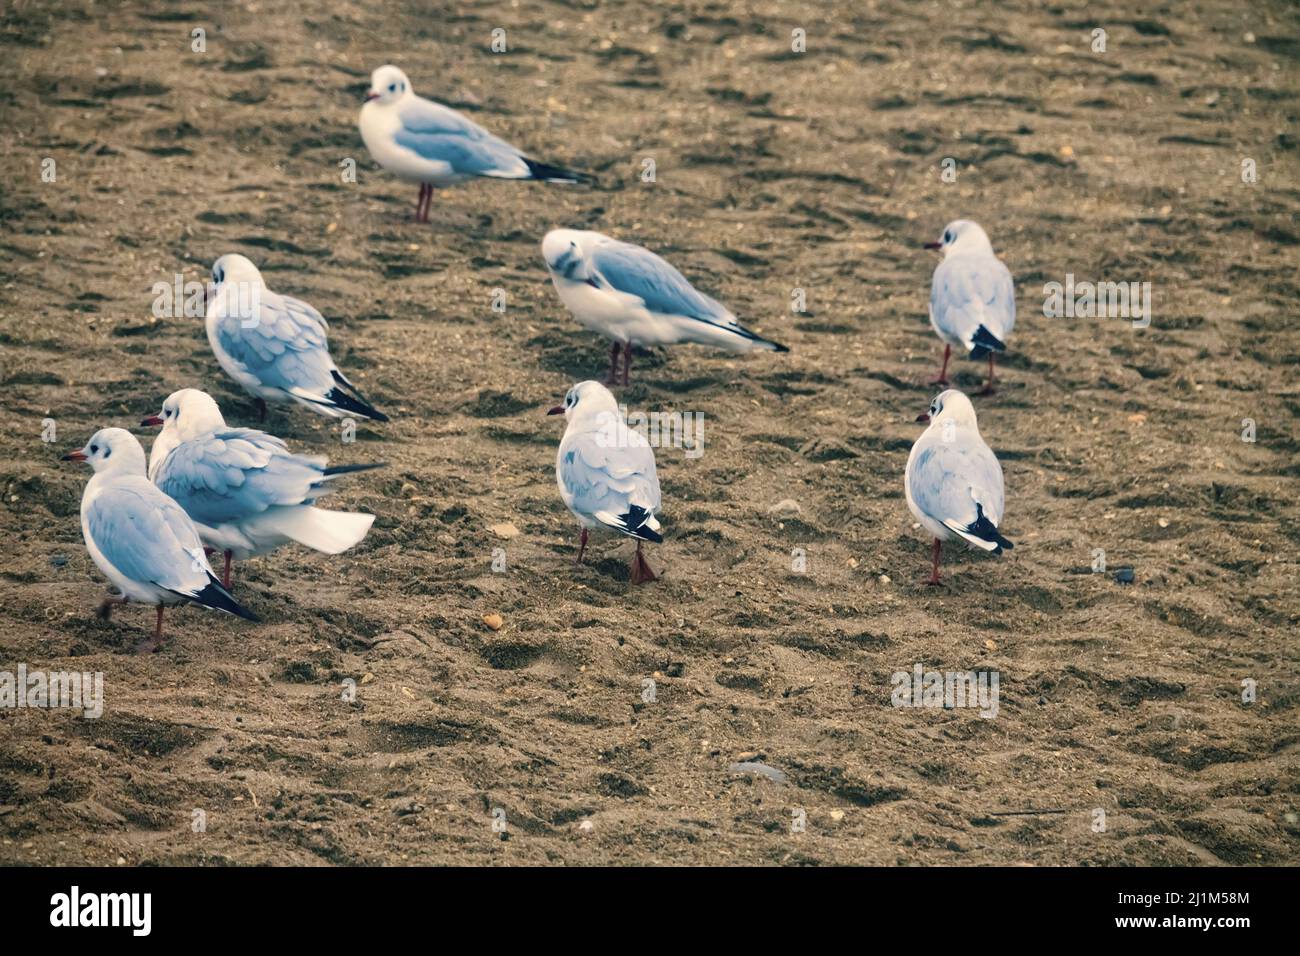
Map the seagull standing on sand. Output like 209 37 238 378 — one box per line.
359 65 590 223
924 220 1015 394
549 381 662 583
61 428 258 647
905 390 1013 585
205 254 388 423
541 229 788 385
143 389 382 588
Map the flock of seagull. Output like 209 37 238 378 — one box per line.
60 65 1017 647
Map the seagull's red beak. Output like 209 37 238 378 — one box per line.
547 405 565 416
61 450 87 462
365 91 380 102
922 241 942 250
915 412 931 423
140 415 164 427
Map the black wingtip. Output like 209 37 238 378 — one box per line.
322 461 387 477
967 505 1013 554
523 157 596 186
769 340 790 353
968 325 1006 360
326 371 390 422
192 578 260 622
621 505 663 543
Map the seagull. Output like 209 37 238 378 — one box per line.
548 381 662 583
142 388 383 588
61 427 258 648
359 65 591 223
541 229 788 384
905 389 1013 585
205 254 389 423
924 220 1015 394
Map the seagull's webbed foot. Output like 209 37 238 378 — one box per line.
629 541 657 585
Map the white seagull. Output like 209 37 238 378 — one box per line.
924 219 1015 394
359 65 590 223
205 254 388 423
61 427 258 647
905 389 1013 585
541 228 788 384
142 389 382 587
548 380 662 583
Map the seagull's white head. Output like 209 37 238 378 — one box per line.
925 220 993 258
541 229 595 283
547 380 619 426
210 253 263 288
917 389 979 430
366 65 412 106
142 388 227 442
61 427 147 476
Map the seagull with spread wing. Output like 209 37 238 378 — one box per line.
905 389 1013 585
61 427 258 648
359 65 591 223
541 228 788 384
143 388 382 588
549 381 662 584
924 219 1016 394
205 254 388 423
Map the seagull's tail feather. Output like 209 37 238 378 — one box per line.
320 370 389 422
595 506 663 543
968 325 1007 360
251 506 376 555
187 576 260 622
944 505 1013 555
522 158 595 186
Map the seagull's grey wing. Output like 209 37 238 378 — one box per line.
394 97 529 178
930 255 1016 347
590 241 734 325
86 481 212 596
213 287 337 396
908 434 1005 529
155 429 329 526
559 428 660 521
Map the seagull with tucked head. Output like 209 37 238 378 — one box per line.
142 388 383 588
359 65 591 223
905 389 1013 585
924 219 1016 394
205 253 388 423
548 381 662 584
542 228 788 385
61 427 258 649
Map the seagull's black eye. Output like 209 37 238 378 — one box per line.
89 445 98 454
944 231 953 243
388 83 396 92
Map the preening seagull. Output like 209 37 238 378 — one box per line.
205 254 388 423
924 220 1015 394
549 380 662 584
61 427 258 648
905 389 1013 585
359 65 590 223
541 229 788 384
142 389 382 588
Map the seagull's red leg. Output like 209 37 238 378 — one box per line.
154 606 165 640
928 344 951 386
255 398 268 423
924 538 943 586
222 550 233 589
602 342 621 385
96 594 128 620
977 354 997 396
575 527 589 564
629 541 657 584
621 343 632 385
413 184 426 222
